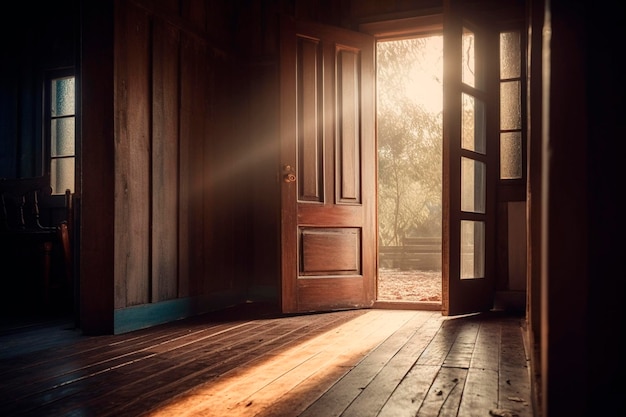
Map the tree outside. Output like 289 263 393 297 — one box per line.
376 35 443 302
377 36 443 247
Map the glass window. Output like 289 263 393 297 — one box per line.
500 31 521 79
499 31 523 180
461 220 485 279
462 28 475 87
500 80 521 131
500 132 522 179
461 157 486 214
49 75 75 194
461 93 486 154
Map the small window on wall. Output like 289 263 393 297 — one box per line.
499 30 523 180
47 73 75 195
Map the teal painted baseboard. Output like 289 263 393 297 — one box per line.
114 290 244 334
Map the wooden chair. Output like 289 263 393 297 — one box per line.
0 177 72 312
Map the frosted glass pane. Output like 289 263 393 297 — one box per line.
462 93 486 154
51 157 75 194
462 28 475 88
51 117 75 157
461 220 485 279
500 81 521 130
500 132 522 179
51 77 75 117
461 157 486 213
500 31 521 79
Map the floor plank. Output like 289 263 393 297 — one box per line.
417 366 467 417
0 306 533 417
152 310 419 417
298 311 439 417
340 313 440 417
458 317 500 416
498 317 533 416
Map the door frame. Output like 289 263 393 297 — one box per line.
280 8 499 316
363 9 498 315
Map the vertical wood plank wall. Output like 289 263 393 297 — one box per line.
109 0 249 330
105 0 452 332
115 2 151 308
152 20 180 302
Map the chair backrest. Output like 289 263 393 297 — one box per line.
0 177 56 233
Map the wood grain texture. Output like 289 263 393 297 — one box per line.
151 19 180 302
0 307 533 417
300 228 360 274
281 18 376 313
297 36 323 202
115 1 151 308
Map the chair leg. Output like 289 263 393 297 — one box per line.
58 223 72 288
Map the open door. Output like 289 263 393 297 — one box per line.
442 0 498 315
280 17 376 313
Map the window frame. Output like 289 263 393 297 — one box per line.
44 68 76 196
498 26 527 184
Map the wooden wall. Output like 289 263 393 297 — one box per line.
96 0 457 333
7 1 623 415
7 0 527 336
116 0 257 326
79 0 262 334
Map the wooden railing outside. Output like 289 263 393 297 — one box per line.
379 237 442 271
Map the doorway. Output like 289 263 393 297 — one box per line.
281 11 498 315
376 34 443 304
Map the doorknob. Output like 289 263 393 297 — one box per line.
283 165 296 183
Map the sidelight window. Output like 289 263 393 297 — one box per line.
499 30 523 180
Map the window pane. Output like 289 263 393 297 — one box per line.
462 28 475 87
51 157 75 194
51 77 75 117
461 220 485 279
462 93 486 154
500 81 521 130
500 31 521 79
51 117 76 157
461 157 486 213
500 132 522 179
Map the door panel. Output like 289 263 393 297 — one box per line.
301 228 360 275
280 18 376 313
442 0 498 315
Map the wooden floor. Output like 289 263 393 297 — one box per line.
0 304 534 417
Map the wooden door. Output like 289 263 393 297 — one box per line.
280 18 376 313
442 0 498 315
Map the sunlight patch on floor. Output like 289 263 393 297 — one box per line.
145 310 420 417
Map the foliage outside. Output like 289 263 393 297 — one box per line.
377 37 443 247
